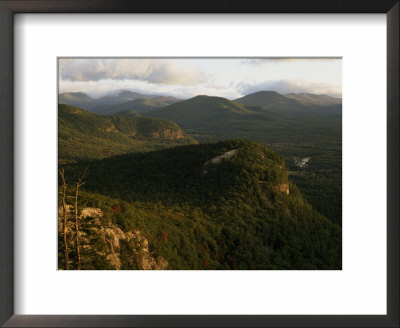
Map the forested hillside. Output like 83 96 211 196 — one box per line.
143 92 342 226
60 141 341 270
58 104 197 163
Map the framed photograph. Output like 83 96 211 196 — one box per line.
0 1 398 327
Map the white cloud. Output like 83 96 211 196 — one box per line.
241 58 341 67
236 79 342 97
59 58 206 86
58 59 342 99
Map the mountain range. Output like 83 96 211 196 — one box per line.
59 90 341 117
144 91 341 145
59 90 180 114
235 90 341 110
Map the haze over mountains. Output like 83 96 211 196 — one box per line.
59 89 341 116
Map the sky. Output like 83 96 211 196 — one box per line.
58 58 342 99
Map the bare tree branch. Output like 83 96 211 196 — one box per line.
58 168 69 270
74 167 88 270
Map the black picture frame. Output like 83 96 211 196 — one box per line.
0 1 398 327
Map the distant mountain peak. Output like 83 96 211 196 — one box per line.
191 95 234 103
192 95 215 99
235 90 302 109
249 90 281 95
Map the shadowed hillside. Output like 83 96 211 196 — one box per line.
61 140 341 270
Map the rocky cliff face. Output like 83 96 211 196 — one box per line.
58 205 168 270
276 183 290 195
104 124 118 133
151 128 184 140
205 149 239 165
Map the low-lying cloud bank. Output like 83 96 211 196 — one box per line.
236 79 342 98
